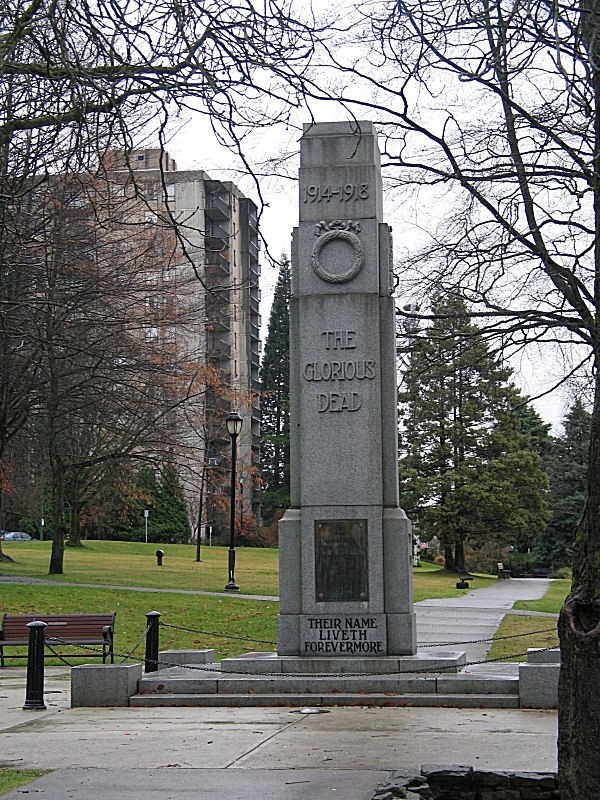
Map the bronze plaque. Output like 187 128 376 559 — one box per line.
315 520 368 602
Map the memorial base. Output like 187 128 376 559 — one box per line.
220 650 466 675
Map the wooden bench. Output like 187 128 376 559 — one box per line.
0 613 115 667
497 562 512 580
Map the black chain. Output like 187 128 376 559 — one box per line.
160 620 277 646
40 623 559 679
420 626 557 648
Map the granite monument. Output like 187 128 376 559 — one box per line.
277 120 417 658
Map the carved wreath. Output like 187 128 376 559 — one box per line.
311 220 365 284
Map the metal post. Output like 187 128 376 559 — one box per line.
144 611 161 673
225 427 240 591
23 621 47 710
196 462 206 563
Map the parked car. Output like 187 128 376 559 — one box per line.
1 531 33 541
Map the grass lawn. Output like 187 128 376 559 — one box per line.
486 579 569 662
0 540 279 595
0 769 46 796
513 579 570 614
412 563 497 600
0 541 551 662
0 583 279 663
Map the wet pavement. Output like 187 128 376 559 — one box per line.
0 578 559 799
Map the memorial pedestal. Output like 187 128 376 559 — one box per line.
221 651 466 675
277 121 417 662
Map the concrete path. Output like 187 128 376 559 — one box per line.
415 577 555 665
0 578 559 799
0 668 557 799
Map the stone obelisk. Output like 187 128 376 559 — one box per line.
277 121 417 659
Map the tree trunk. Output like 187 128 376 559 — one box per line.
558 3 600 791
48 459 65 574
454 539 466 574
0 485 10 561
558 368 600 797
558 601 600 796
443 542 456 572
195 462 206 563
67 474 82 547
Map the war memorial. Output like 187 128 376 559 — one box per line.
71 123 559 708
179 120 463 684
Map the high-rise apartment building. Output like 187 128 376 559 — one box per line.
109 148 261 539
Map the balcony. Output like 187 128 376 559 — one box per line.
205 251 230 276
249 294 259 313
207 336 231 361
205 193 231 220
205 290 230 315
250 323 260 340
249 266 260 286
251 351 260 367
205 221 229 247
248 239 260 259
210 313 231 331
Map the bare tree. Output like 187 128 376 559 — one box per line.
0 0 326 563
301 0 599 793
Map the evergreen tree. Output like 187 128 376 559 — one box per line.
535 400 591 568
153 463 191 543
457 406 550 556
95 463 190 542
512 402 554 461
399 293 549 572
260 257 291 525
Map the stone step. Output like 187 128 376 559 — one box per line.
137 667 519 698
130 692 520 709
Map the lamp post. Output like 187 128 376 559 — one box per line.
225 411 242 592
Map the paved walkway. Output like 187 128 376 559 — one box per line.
0 577 559 799
415 577 555 665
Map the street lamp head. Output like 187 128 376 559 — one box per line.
226 411 243 439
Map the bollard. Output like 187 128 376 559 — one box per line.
23 620 47 710
145 611 161 673
155 549 164 566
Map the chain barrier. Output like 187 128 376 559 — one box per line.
43 628 149 667
419 625 558 648
43 641 77 667
37 621 559 679
160 621 278 647
126 644 559 678
117 625 150 664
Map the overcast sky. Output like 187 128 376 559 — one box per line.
166 113 570 433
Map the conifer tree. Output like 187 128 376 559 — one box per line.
154 463 191 543
536 400 591 568
97 463 190 542
260 257 291 525
399 293 549 571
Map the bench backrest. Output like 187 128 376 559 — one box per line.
1 613 115 643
